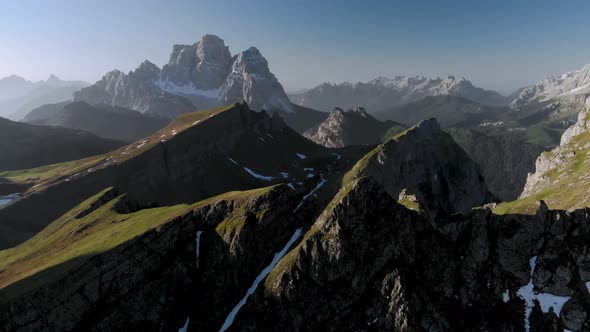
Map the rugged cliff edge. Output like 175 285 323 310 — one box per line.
343 118 492 218
511 99 590 213
230 177 590 331
0 184 304 331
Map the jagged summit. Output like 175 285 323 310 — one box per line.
74 34 293 118
303 106 405 148
511 63 590 109
343 117 492 218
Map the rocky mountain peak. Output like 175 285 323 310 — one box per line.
303 106 404 148
222 46 291 112
76 35 293 118
161 34 231 90
510 63 590 109
133 60 161 81
345 117 492 218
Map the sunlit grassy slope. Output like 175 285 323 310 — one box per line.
0 183 277 294
495 126 590 215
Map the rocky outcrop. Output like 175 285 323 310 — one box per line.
303 107 405 148
229 177 590 331
561 98 590 145
345 118 492 218
448 128 544 201
75 35 294 119
291 75 508 113
519 102 590 211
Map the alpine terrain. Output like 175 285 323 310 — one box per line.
3 5 590 331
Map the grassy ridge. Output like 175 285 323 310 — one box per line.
0 184 278 293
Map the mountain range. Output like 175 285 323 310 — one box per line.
4 98 590 329
289 75 509 113
0 75 88 121
24 101 169 142
0 116 123 172
4 34 590 331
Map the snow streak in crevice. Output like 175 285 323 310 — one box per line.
219 228 303 332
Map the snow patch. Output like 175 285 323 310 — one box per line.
294 177 327 212
280 172 289 179
243 167 274 181
502 290 510 303
332 153 342 160
296 153 307 160
259 137 266 143
179 317 189 332
195 231 203 258
307 173 315 178
0 193 20 208
219 228 303 331
228 158 239 166
287 183 296 190
136 140 148 149
303 168 314 172
560 83 590 97
517 256 571 331
156 79 221 99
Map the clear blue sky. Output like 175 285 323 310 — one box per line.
1 0 589 94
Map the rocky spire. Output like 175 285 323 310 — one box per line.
222 46 292 112
161 34 232 90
